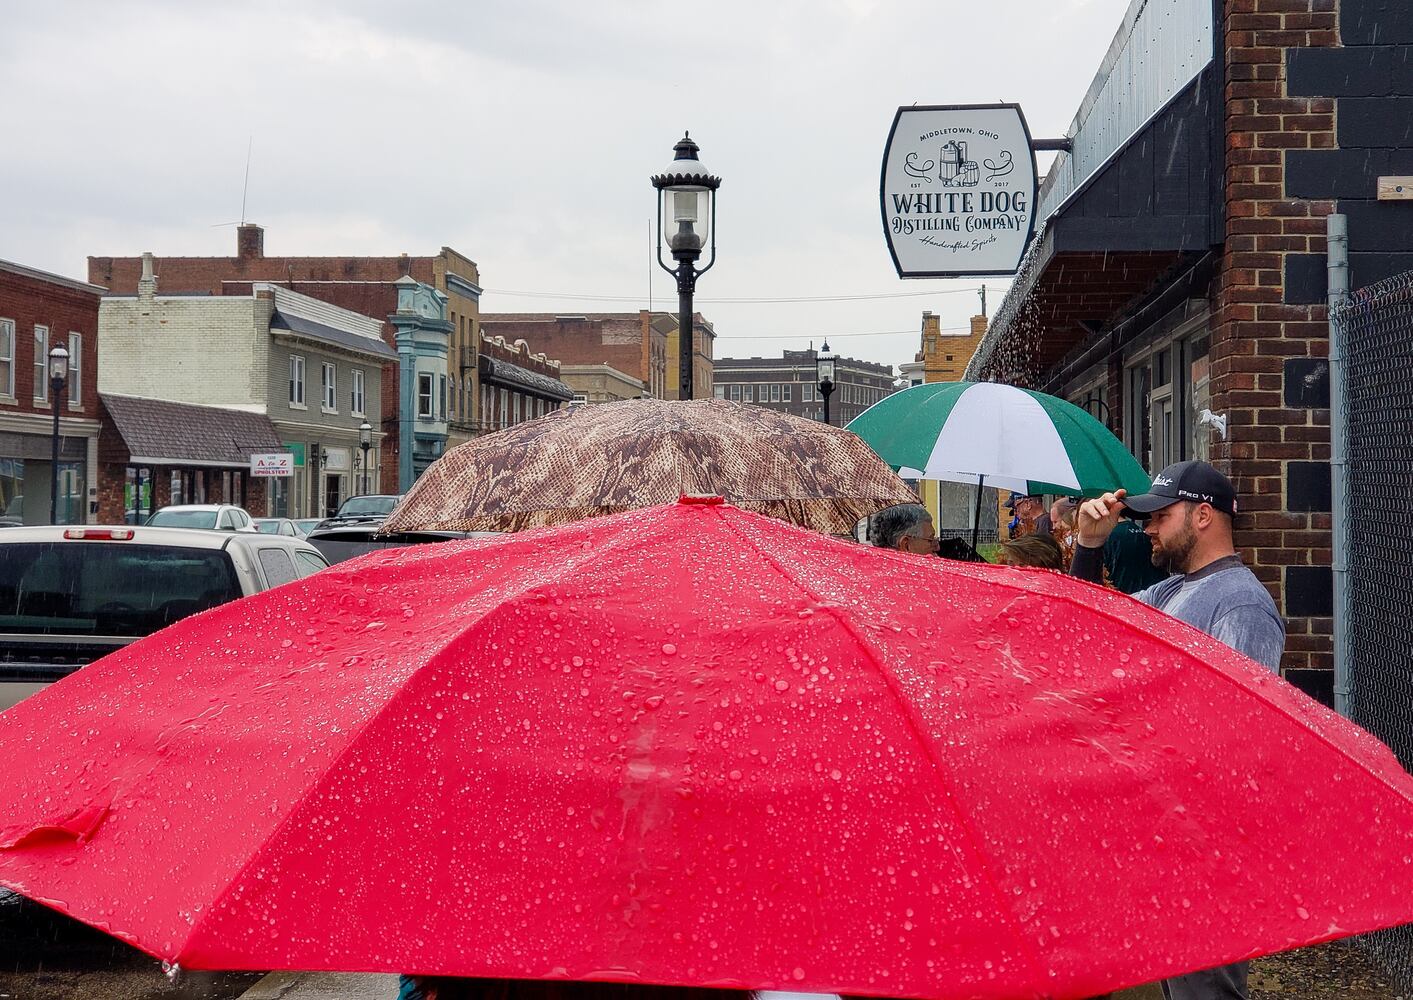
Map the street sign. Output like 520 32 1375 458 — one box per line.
250 453 294 477
880 104 1039 278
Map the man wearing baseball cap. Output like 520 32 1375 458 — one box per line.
1073 460 1285 1000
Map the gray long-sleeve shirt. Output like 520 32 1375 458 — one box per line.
1072 546 1286 671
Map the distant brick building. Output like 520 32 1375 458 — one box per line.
476 333 574 431
480 312 675 401
98 260 394 519
712 349 898 427
0 259 105 524
559 364 645 405
88 225 486 448
965 0 1413 701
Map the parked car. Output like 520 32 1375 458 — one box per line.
292 518 323 538
311 494 403 533
305 522 489 565
145 504 258 532
332 494 401 520
0 525 329 710
253 517 299 536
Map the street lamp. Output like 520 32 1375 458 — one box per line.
652 132 721 401
816 340 836 426
358 420 372 495
47 344 68 524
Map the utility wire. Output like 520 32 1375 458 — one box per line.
482 286 989 305
716 328 970 340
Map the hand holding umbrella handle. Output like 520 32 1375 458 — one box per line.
1076 489 1128 548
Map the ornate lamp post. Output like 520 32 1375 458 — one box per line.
358 420 372 495
47 344 69 524
816 340 836 426
652 132 721 401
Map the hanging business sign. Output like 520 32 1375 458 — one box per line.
880 104 1039 278
250 452 294 477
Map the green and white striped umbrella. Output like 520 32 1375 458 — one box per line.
847 381 1151 498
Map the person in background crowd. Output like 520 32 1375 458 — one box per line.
1005 493 1045 538
867 503 939 555
996 532 1065 570
1103 517 1170 594
1072 460 1285 1000
1048 496 1080 566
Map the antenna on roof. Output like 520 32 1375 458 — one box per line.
210 136 256 229
240 135 253 225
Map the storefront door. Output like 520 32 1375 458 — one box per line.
324 474 343 518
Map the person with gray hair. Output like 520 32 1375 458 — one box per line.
868 503 939 555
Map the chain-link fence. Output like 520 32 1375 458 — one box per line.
1334 268 1413 984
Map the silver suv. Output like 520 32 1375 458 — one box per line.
0 525 329 710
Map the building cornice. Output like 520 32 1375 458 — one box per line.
0 258 107 296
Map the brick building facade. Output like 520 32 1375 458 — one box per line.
480 313 674 401
712 349 897 427
88 225 486 448
476 333 574 431
966 0 1413 703
98 263 394 520
0 259 105 525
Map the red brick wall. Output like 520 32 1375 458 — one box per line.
96 463 269 523
0 268 101 415
1211 0 1338 673
481 316 649 386
89 247 434 297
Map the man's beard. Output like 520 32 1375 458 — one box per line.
1150 510 1198 574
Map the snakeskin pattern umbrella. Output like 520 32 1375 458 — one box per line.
382 398 917 535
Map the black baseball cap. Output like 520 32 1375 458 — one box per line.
1004 493 1041 510
1123 461 1238 518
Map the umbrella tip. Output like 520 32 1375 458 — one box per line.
678 494 725 506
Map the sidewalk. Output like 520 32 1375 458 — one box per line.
238 972 398 999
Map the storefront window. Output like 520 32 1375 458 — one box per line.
56 461 84 524
124 467 154 524
0 458 22 524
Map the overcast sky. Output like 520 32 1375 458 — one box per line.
0 0 1129 370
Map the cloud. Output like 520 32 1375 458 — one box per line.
0 0 1130 366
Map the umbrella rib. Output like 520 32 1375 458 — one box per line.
709 508 1051 989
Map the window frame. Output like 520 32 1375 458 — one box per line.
351 368 366 417
321 362 337 413
33 325 49 403
289 355 306 408
0 318 13 398
418 372 434 419
68 332 82 408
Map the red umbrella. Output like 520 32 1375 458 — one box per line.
1 498 1412 1000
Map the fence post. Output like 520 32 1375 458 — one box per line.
1327 213 1351 716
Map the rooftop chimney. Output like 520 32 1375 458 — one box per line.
237 223 264 260
138 252 157 313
